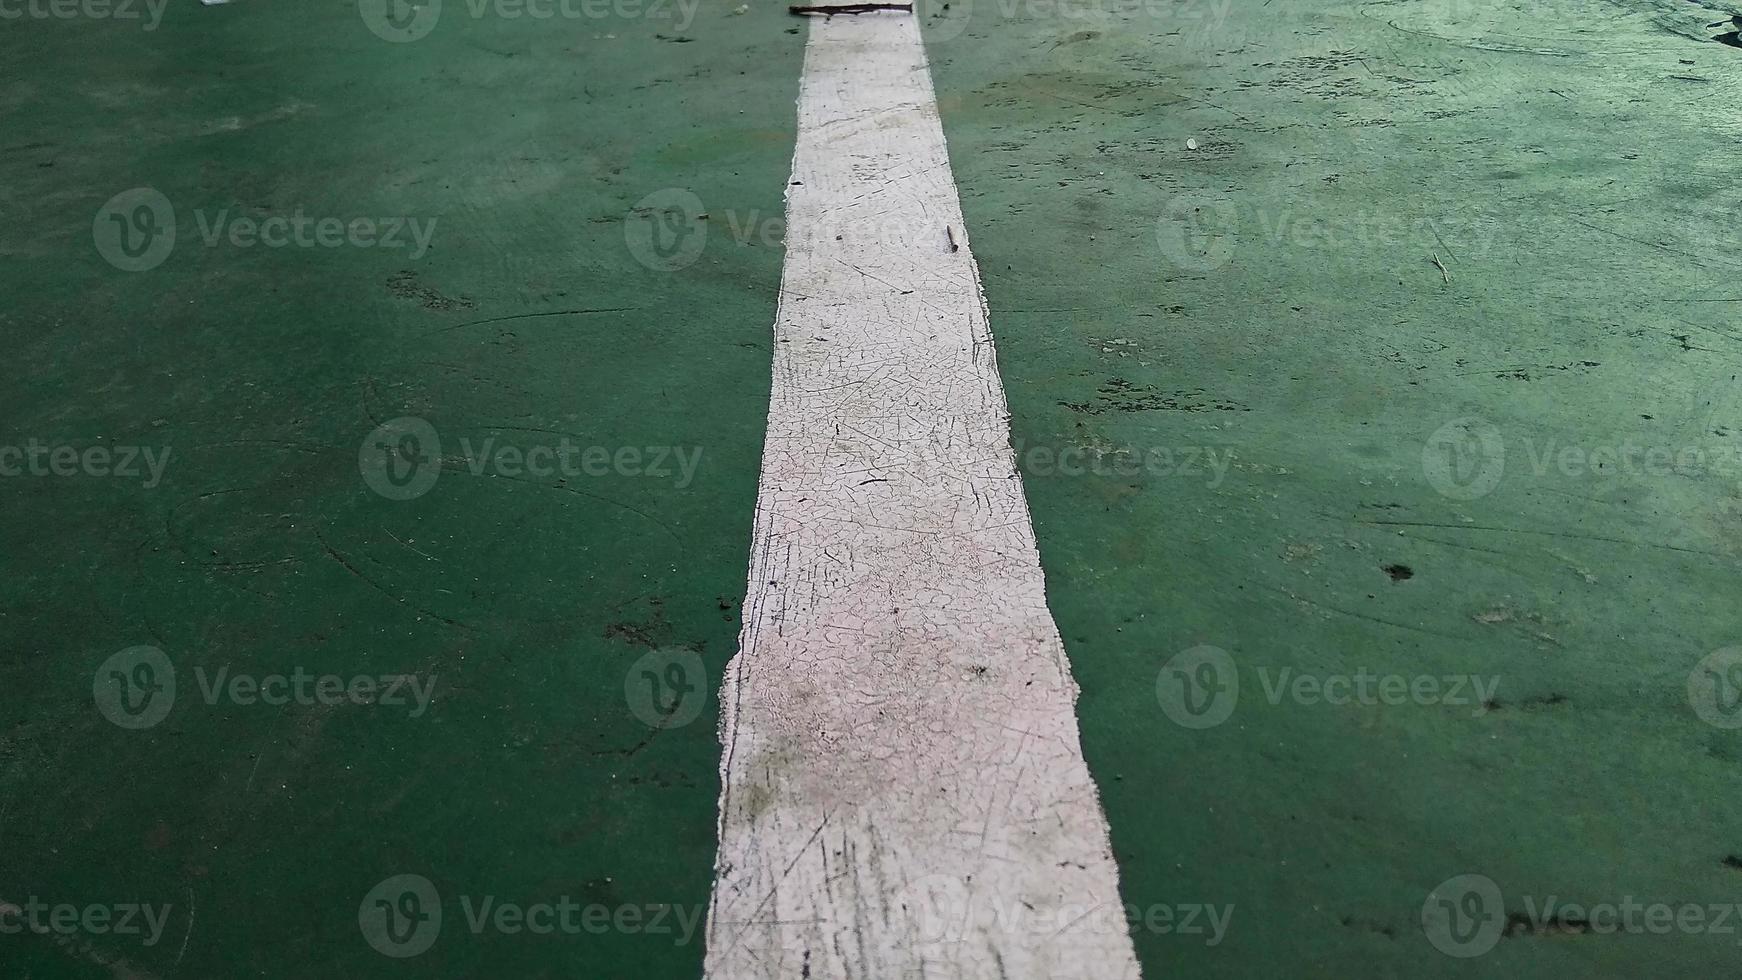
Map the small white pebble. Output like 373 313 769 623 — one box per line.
1186 138 1199 150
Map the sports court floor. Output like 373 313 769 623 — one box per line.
3 0 1741 975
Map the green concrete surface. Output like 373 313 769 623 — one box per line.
927 0 1742 975
1 1 800 976
3 0 1741 976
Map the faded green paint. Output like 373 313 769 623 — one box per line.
929 0 1742 974
5 0 1741 975
0 1 799 975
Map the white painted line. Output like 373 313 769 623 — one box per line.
703 11 1141 980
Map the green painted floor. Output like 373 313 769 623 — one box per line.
3 0 1740 976
2 3 797 976
932 0 1742 974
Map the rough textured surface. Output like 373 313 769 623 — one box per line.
927 0 1742 975
5 0 1742 976
705 12 1138 979
0 4 799 976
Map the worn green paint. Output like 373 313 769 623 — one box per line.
0 1 800 975
5 0 1741 975
928 0 1742 974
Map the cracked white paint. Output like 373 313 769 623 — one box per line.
703 11 1141 980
